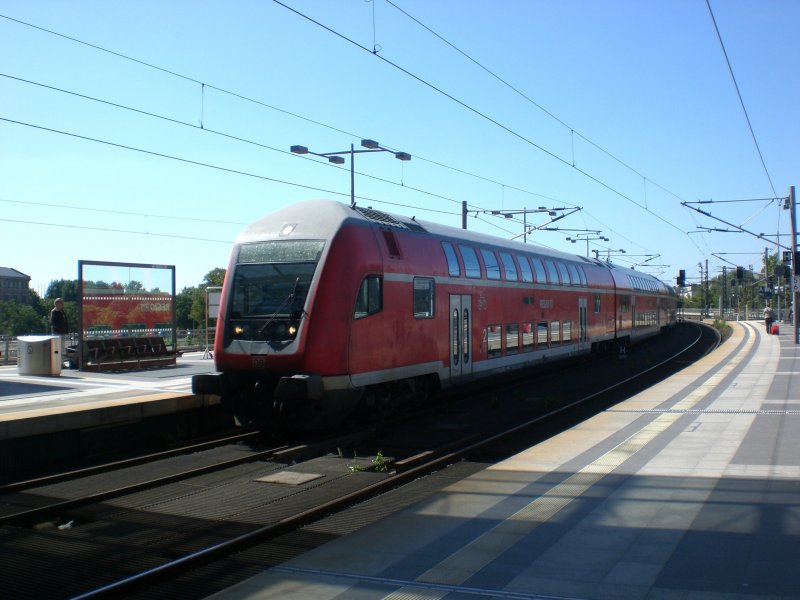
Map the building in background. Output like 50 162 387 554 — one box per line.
0 268 32 304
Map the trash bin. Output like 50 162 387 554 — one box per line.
17 335 62 376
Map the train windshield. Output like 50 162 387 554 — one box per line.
231 240 324 318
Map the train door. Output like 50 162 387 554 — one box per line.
449 295 473 381
579 297 588 343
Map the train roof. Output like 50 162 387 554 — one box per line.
238 199 671 290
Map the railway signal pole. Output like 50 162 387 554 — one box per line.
789 186 798 344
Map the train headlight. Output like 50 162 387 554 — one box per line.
233 325 245 336
288 324 297 336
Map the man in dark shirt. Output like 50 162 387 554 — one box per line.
50 298 69 335
50 298 69 365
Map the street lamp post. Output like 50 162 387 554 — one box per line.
291 139 411 207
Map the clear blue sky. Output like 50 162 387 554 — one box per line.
1 0 797 294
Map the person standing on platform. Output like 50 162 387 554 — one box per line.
50 298 69 362
763 304 774 334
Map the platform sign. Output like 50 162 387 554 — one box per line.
208 291 221 319
204 287 222 359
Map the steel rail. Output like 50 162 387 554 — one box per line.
72 323 710 600
0 429 261 494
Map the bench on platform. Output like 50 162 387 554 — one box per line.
78 336 182 371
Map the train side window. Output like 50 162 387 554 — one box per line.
545 260 560 284
577 265 588 286
522 322 534 351
481 249 501 280
516 255 533 282
500 252 518 281
506 324 519 355
487 324 502 358
530 257 547 283
563 320 572 344
354 275 382 319
413 277 435 319
551 320 561 344
442 242 461 277
557 262 571 285
594 293 601 313
537 321 549 347
568 264 581 286
459 245 482 278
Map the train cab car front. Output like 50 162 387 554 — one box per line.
198 201 368 429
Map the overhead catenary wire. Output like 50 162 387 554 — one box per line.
0 197 249 226
0 16 595 239
0 13 566 215
271 0 704 255
385 0 656 188
0 116 462 222
1 8 694 264
705 0 778 199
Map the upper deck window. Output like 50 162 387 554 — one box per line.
442 242 461 277
500 252 518 281
567 264 581 286
530 257 547 283
481 249 501 280
516 255 533 282
557 262 571 285
545 260 560 284
577 266 587 286
517 254 533 282
459 245 482 278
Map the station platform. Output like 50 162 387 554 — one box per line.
211 320 800 600
0 352 217 441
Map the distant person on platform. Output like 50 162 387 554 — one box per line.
763 305 774 334
50 298 69 362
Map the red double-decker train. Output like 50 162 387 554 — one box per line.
193 199 677 428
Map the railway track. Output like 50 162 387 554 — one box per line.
0 322 715 599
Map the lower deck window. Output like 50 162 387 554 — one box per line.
537 322 549 347
522 322 534 351
563 320 572 344
413 277 435 318
487 324 502 358
505 324 519 355
551 320 561 344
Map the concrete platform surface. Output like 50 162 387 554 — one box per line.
209 321 800 600
0 352 217 440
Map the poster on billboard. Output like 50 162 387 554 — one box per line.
78 260 176 369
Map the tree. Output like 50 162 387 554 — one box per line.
0 299 47 335
45 279 79 302
202 268 226 288
3 269 225 337
175 268 225 329
175 286 197 329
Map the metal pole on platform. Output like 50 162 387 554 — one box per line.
790 185 798 344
